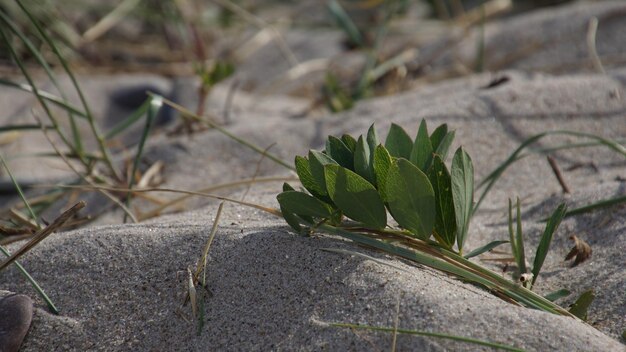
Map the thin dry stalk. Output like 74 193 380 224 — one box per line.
0 201 85 271
80 0 141 44
586 16 605 74
241 143 275 202
546 156 570 194
36 117 138 222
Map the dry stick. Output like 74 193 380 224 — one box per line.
547 156 570 194
0 201 85 271
36 116 139 223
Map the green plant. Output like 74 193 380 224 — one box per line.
277 121 579 316
507 197 567 290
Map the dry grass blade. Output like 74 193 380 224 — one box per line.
586 16 605 74
80 0 141 44
36 117 139 223
194 202 224 283
48 184 282 217
0 201 85 271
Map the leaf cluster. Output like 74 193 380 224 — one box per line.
278 121 475 254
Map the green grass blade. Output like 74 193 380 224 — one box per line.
531 203 567 287
474 131 626 215
0 246 58 314
0 152 39 227
104 98 151 140
157 95 295 171
124 96 162 221
0 10 84 155
514 198 527 275
317 224 571 316
560 195 626 219
0 79 87 118
327 322 524 352
17 0 120 179
0 23 79 163
0 124 54 133
464 240 508 259
544 289 570 302
327 0 364 47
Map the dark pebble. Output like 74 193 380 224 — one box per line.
0 294 33 352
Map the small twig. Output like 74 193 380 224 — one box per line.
547 156 570 194
0 201 85 271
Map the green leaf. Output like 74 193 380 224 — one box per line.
324 164 387 229
410 119 433 171
354 135 375 184
366 124 380 158
385 123 413 159
568 289 594 321
531 203 567 286
277 191 333 218
451 147 474 253
544 289 571 302
386 158 435 239
509 198 527 276
429 124 448 151
434 131 456 162
427 155 456 248
341 134 357 152
373 145 392 202
309 150 338 195
279 183 304 233
295 156 329 200
325 136 354 169
463 240 508 259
